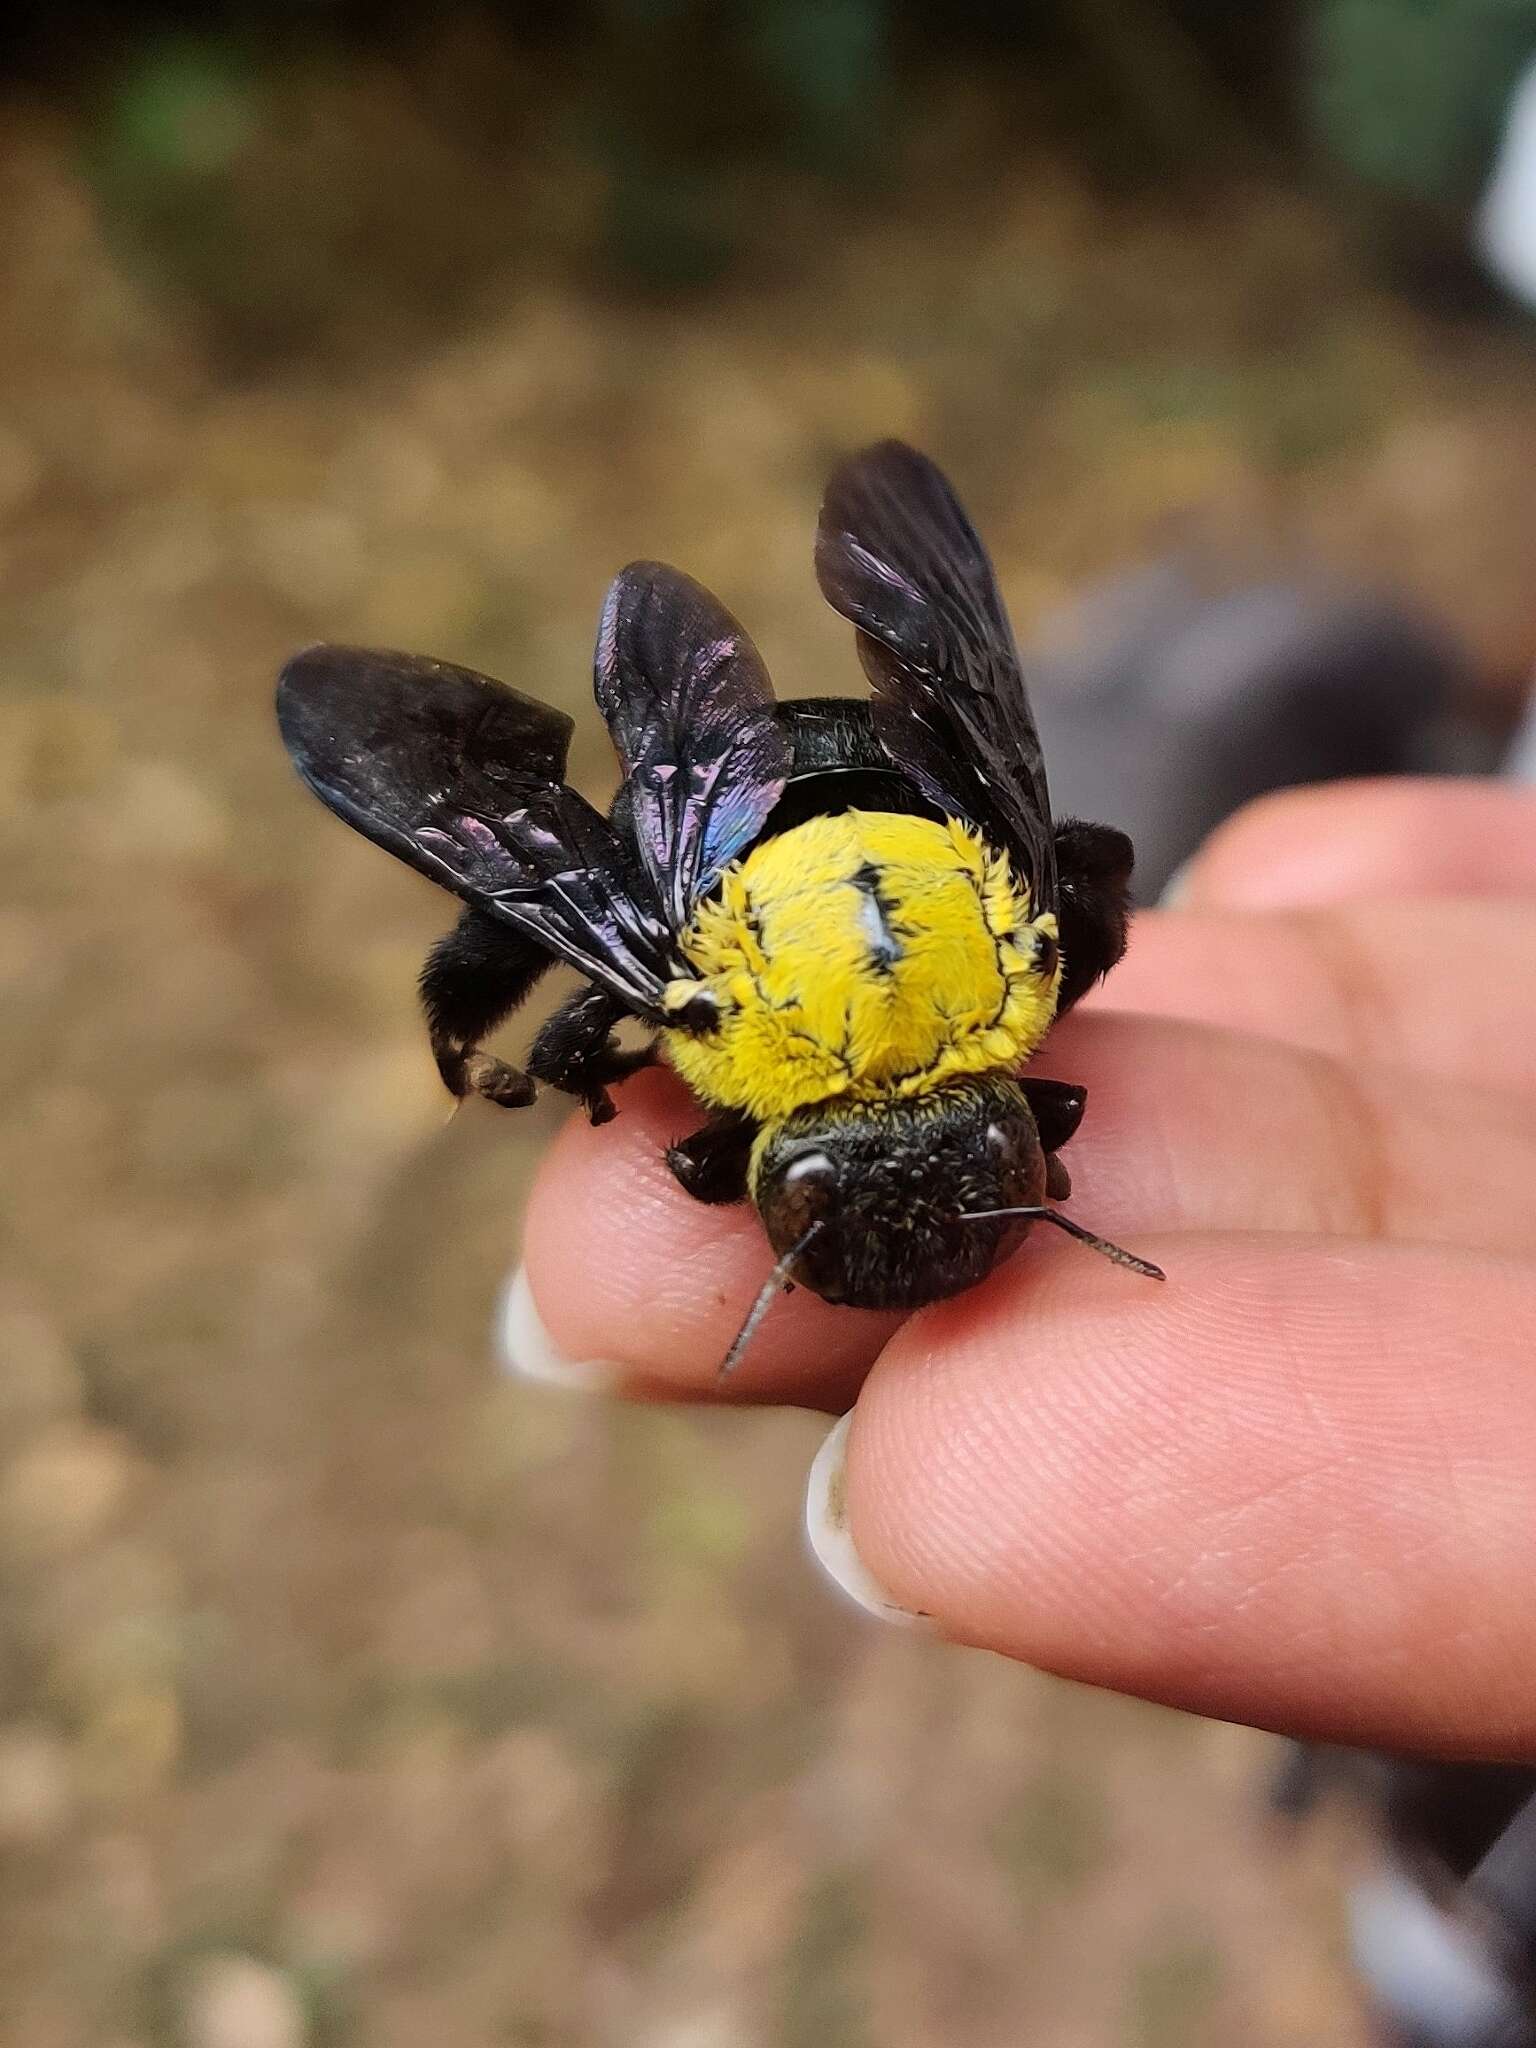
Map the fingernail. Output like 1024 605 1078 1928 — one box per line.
804 1411 932 1628
497 1266 619 1392
1157 859 1193 909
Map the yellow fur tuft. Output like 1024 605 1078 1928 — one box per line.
662 811 1060 1124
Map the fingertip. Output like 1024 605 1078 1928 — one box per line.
1181 779 1536 909
1179 782 1390 908
520 1065 899 1404
833 1234 1536 1752
520 1063 753 1364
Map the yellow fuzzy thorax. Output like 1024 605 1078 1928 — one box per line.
661 810 1061 1125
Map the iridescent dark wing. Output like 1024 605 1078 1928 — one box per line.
815 440 1058 915
595 563 792 931
276 645 678 1016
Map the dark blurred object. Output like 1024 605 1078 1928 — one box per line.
1280 1748 1536 2048
1026 559 1470 902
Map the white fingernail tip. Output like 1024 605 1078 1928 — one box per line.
804 1411 931 1628
1157 859 1192 909
497 1267 618 1391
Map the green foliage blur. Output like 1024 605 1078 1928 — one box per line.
1308 0 1536 206
41 0 1535 352
6 1 1306 359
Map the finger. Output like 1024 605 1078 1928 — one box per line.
1094 899 1536 1097
1177 780 1536 910
514 1066 902 1410
512 1014 1536 1406
821 1234 1536 1757
1045 1010 1536 1258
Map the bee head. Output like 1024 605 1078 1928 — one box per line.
752 1079 1046 1313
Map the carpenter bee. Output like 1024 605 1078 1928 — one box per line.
277 441 1161 1368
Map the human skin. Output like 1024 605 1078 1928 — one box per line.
512 779 1536 1761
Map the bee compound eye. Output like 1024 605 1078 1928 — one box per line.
986 1116 1035 1179
782 1150 834 1188
761 1145 838 1255
983 1113 1044 1206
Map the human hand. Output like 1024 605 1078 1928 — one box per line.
506 779 1536 1760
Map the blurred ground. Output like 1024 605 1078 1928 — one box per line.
5 29 1536 2047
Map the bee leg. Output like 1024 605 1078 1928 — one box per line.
1053 820 1133 1014
1044 1152 1072 1202
527 983 656 1127
421 906 549 1108
666 1112 757 1205
1020 1077 1088 1154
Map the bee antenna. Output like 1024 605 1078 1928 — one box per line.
719 1222 825 1378
960 1207 1165 1282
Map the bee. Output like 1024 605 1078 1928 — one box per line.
277 441 1161 1369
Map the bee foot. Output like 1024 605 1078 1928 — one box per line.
1020 1077 1088 1155
463 1053 538 1110
666 1113 755 1204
